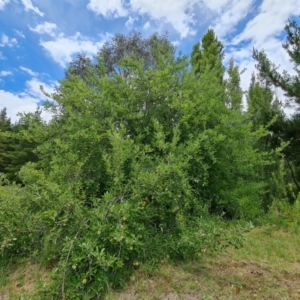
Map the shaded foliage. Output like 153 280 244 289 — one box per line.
253 17 300 195
0 108 11 175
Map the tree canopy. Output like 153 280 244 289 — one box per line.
253 18 300 194
1 24 300 299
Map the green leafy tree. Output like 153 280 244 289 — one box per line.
282 114 300 193
98 31 175 77
176 63 269 218
0 108 12 175
247 73 288 207
225 58 244 110
253 18 300 195
64 31 175 82
1 32 267 299
65 54 93 82
4 108 44 182
247 73 283 132
191 29 225 82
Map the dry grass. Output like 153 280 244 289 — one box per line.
0 263 49 300
105 227 300 300
1 227 300 299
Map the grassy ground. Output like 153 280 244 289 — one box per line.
1 226 300 299
0 262 49 300
105 227 300 300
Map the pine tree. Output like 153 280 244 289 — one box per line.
225 58 244 111
247 73 277 129
253 19 300 106
191 29 225 82
253 18 300 194
4 109 42 182
0 108 12 175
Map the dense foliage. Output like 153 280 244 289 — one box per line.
1 22 300 299
253 19 300 198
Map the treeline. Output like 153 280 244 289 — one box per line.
0 20 299 299
0 108 42 182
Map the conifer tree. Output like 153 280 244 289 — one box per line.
225 58 244 111
253 19 300 106
247 73 278 129
0 108 12 175
247 73 287 207
253 18 300 193
4 109 42 182
191 29 225 82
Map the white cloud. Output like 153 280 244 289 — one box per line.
87 0 199 38
171 40 180 47
21 0 44 17
0 0 10 10
223 0 300 113
125 16 136 27
20 66 38 77
29 22 58 37
24 78 55 99
232 0 300 48
14 30 25 38
212 0 255 40
0 89 41 122
40 32 108 67
0 34 18 47
0 52 4 59
0 71 12 76
229 0 300 75
87 0 128 18
143 21 150 30
201 0 230 11
129 0 198 38
0 79 55 122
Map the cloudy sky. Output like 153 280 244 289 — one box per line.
0 0 299 121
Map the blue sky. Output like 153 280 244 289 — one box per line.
0 0 299 121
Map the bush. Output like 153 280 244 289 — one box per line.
1 159 251 299
0 33 277 299
266 193 300 232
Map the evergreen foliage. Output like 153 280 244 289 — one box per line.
1 108 43 182
0 108 11 175
253 18 300 196
253 19 300 105
225 58 244 110
191 29 225 83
